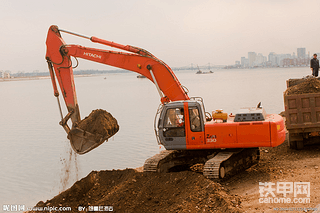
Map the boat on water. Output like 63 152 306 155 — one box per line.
196 70 214 74
196 65 214 74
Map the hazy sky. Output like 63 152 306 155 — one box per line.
1 0 319 73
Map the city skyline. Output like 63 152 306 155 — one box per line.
234 47 314 68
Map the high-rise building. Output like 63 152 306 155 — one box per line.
256 53 265 65
268 52 277 66
297 48 306 58
248 52 257 67
241 57 249 67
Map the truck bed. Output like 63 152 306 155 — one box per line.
284 79 320 133
284 93 320 132
284 78 320 149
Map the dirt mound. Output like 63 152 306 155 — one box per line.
31 169 242 213
285 78 320 95
77 109 119 138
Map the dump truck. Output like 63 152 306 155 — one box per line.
284 77 320 149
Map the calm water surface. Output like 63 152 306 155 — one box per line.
0 67 310 208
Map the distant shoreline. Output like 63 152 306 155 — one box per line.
0 66 310 82
0 76 50 82
0 74 93 82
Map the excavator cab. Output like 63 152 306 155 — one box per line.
157 100 205 150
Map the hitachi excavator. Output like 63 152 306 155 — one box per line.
45 25 286 179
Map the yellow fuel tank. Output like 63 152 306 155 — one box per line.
212 109 228 122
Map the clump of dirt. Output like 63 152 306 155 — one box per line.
31 169 242 213
285 78 320 95
190 163 204 173
77 109 119 138
279 111 285 117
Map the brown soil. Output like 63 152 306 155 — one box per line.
77 109 119 138
30 139 320 213
223 137 320 213
30 138 320 213
31 170 242 213
285 78 320 95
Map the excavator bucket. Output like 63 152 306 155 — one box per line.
68 109 119 155
68 127 108 154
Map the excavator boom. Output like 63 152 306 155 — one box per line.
46 25 189 105
45 25 189 154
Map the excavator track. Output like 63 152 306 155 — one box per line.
203 151 234 179
143 150 218 173
143 150 177 172
203 148 260 179
144 148 260 180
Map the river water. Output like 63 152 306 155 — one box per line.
0 67 310 209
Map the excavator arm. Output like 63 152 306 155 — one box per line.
45 25 189 154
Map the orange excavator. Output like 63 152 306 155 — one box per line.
45 25 286 179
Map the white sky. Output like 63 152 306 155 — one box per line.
0 0 319 73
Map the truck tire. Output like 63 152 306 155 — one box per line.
296 141 304 150
288 140 297 149
288 133 303 150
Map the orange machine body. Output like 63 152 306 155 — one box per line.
201 114 285 148
185 106 286 149
158 101 286 150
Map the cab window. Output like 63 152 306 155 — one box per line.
164 108 184 128
163 108 185 137
189 108 202 132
